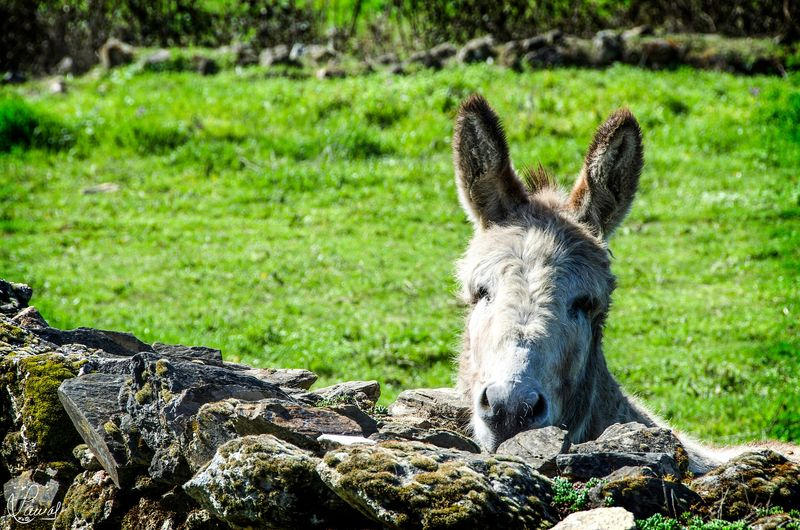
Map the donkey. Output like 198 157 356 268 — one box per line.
451 94 796 473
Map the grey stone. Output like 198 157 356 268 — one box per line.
496 426 570 476
186 398 366 469
751 513 795 530
184 434 368 529
317 440 556 529
369 422 480 453
152 342 223 366
58 372 148 487
49 79 68 95
144 49 172 68
232 42 258 66
72 444 102 471
556 452 680 481
55 56 75 75
99 38 135 69
429 42 458 61
523 46 565 68
318 434 376 450
10 306 48 329
0 280 32 316
313 380 380 408
498 36 550 69
407 50 441 69
621 25 652 41
259 45 298 67
58 352 294 487
316 66 346 79
308 44 338 63
570 422 688 474
325 403 379 436
242 367 317 389
195 56 219 76
388 387 470 433
552 507 636 530
592 30 624 65
626 38 685 69
372 52 398 65
457 36 496 63
3 467 68 522
32 326 152 357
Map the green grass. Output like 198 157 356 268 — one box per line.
1 64 798 446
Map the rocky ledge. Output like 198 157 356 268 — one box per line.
1 279 798 529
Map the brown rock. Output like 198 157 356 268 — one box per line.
388 387 470 433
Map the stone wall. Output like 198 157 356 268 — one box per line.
1 279 798 529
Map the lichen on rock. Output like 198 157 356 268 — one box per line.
317 440 557 529
184 434 366 529
691 449 800 520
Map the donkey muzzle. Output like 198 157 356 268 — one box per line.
477 381 549 444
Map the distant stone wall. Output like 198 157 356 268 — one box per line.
1 278 798 529
5 27 791 85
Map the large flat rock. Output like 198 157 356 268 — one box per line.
317 440 556 529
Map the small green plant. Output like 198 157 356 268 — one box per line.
552 477 601 512
638 513 752 530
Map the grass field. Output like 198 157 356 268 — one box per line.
1 63 798 445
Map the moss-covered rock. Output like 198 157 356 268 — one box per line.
317 440 557 529
52 470 123 529
691 449 800 520
119 490 227 530
0 341 84 471
587 466 701 519
184 434 367 529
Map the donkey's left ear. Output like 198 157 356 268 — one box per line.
568 109 643 239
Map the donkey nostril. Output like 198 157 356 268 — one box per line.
479 383 509 422
520 393 548 425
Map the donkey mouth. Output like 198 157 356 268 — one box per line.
490 400 550 445
476 385 550 450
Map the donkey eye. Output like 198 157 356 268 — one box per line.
473 285 491 304
569 296 595 317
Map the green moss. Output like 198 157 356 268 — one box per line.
134 381 153 404
103 421 120 436
53 471 120 529
327 444 553 528
17 354 82 460
410 455 438 471
154 359 170 376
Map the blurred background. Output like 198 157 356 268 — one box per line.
1 1 798 446
2 0 798 74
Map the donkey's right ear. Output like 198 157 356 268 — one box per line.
453 95 529 228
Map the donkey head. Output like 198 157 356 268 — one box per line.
453 95 643 451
